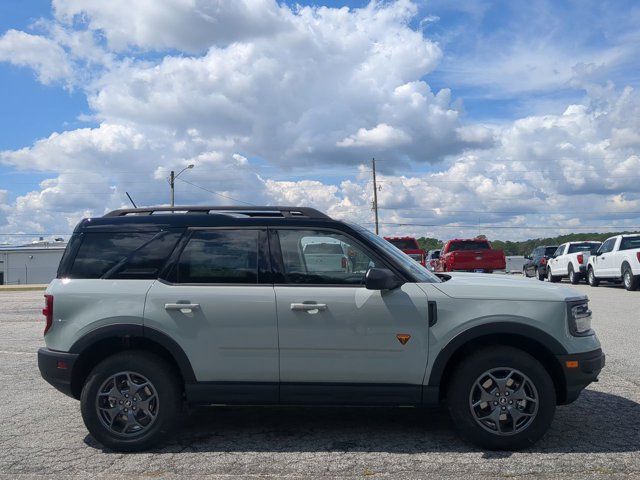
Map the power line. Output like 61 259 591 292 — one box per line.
364 222 639 230
176 178 255 206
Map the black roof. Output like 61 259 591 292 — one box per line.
75 206 338 232
104 206 330 219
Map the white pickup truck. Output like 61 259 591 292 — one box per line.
547 241 602 284
587 234 640 290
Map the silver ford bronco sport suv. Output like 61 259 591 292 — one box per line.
38 206 605 452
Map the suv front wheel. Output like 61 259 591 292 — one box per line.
80 351 182 452
447 346 556 450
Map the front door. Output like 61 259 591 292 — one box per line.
144 229 278 402
271 228 430 404
594 238 616 277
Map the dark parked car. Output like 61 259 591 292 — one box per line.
523 246 558 280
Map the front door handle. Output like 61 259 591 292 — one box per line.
165 303 200 313
291 303 328 312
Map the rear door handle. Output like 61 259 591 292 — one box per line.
165 303 200 313
291 303 328 312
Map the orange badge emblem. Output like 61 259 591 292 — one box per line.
396 334 411 345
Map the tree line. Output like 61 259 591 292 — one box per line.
416 231 639 256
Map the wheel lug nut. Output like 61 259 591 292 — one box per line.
505 392 509 396
495 392 500 397
493 401 498 406
501 406 506 411
119 401 123 405
509 400 513 405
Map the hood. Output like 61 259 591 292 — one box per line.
430 272 586 302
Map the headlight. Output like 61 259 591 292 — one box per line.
568 300 593 336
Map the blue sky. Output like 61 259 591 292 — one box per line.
1 1 640 241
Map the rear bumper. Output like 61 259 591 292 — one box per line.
557 348 605 405
38 347 79 399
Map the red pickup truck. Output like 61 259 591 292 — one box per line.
384 236 426 266
435 238 506 273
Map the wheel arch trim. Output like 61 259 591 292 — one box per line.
427 322 568 387
68 323 196 384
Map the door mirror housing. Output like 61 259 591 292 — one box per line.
365 268 403 290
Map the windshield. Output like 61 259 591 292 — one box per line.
568 242 601 254
353 225 440 283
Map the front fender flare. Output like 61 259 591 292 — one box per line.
427 322 568 387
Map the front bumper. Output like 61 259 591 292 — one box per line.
38 347 79 399
557 348 605 404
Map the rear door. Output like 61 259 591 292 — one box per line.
143 228 279 402
271 228 430 404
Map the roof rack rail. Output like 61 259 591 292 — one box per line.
103 206 331 219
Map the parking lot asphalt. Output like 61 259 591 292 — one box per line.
1 280 639 479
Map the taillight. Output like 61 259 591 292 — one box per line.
341 257 347 269
540 257 547 265
636 252 640 263
43 294 53 335
577 254 584 264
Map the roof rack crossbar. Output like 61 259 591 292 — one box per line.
103 206 330 219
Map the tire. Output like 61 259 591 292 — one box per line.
536 267 545 281
623 264 638 291
547 267 560 283
568 264 580 285
587 267 600 287
447 346 556 451
80 351 182 452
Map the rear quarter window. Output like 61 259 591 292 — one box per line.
67 232 158 279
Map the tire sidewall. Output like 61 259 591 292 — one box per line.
447 347 556 451
623 267 637 291
568 265 578 284
80 351 182 452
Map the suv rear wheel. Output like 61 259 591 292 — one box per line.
80 351 182 452
447 346 556 450
536 267 545 281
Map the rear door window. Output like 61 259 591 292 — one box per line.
620 237 640 250
175 230 261 284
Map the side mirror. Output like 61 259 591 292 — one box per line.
365 268 402 290
525 255 531 260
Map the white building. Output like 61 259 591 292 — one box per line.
0 239 67 285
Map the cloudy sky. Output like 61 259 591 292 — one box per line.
1 0 640 243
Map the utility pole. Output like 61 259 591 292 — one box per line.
372 158 379 235
168 164 193 207
170 170 175 207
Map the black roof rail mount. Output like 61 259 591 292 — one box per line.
103 206 331 219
